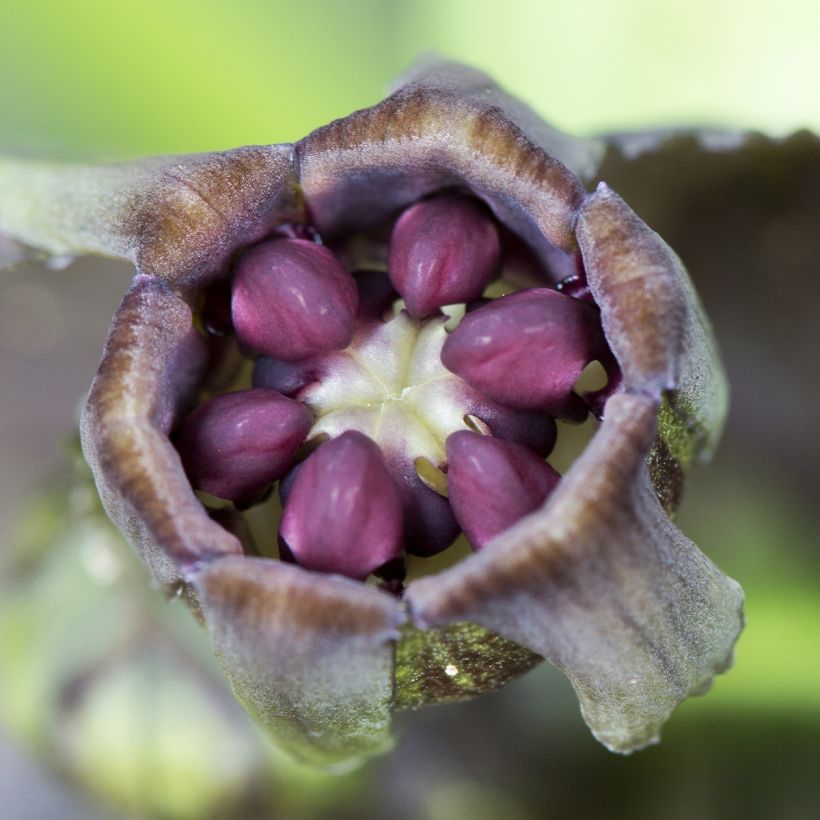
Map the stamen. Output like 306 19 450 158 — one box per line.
174 388 313 502
441 288 605 417
414 456 449 497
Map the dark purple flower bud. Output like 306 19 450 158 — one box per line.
279 431 404 579
174 388 313 502
231 238 358 361
387 195 501 318
353 269 399 322
464 400 558 457
441 288 605 415
391 463 460 557
445 430 560 551
252 355 324 398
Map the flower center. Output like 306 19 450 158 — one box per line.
178 194 616 582
301 311 473 476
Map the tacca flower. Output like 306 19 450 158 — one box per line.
0 61 743 768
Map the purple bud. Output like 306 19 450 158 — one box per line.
231 238 358 361
390 461 460 557
465 400 558 457
279 431 404 579
388 196 501 318
252 356 324 398
445 430 560 551
441 288 604 415
174 388 313 502
353 269 399 322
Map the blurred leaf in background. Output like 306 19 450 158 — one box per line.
1 1 819 818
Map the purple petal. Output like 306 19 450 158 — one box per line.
279 431 404 579
174 388 313 501
189 555 402 766
388 196 501 318
445 430 560 551
231 238 358 361
441 288 605 415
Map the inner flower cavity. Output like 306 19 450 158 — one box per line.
174 194 614 586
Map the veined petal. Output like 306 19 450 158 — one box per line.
0 146 301 285
577 184 728 510
406 393 743 753
297 60 599 269
80 275 243 587
188 555 404 769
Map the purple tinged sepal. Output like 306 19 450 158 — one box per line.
441 288 606 416
174 388 313 502
388 196 501 318
231 238 358 361
279 431 404 579
445 430 560 551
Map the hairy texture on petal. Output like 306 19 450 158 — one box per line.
297 61 595 271
80 277 242 587
0 146 301 286
578 184 727 460
407 393 743 754
189 556 404 768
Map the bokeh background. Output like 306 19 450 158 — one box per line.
1 2 819 818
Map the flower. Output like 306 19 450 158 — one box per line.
0 60 743 768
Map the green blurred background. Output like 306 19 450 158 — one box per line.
1 1 819 818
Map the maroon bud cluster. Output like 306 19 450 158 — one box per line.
174 195 613 582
